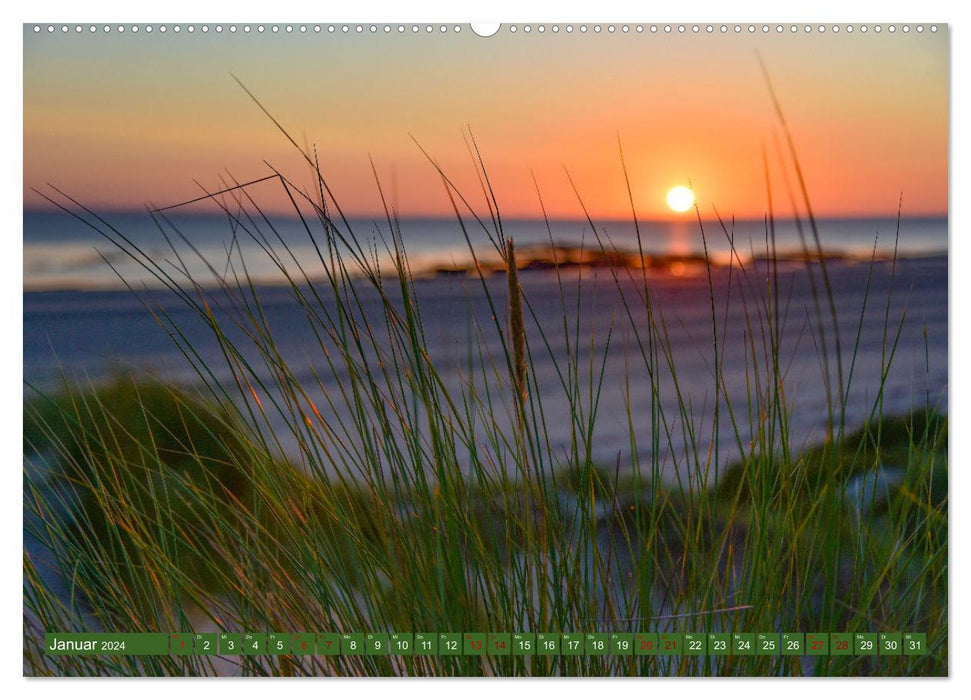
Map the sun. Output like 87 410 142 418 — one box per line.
666 186 695 213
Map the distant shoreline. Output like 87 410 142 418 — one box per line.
417 243 947 277
22 248 949 294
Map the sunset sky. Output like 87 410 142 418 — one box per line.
23 25 948 220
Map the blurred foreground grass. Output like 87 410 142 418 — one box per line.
24 376 946 676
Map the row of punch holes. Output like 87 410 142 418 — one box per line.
32 24 940 36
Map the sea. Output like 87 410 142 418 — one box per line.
23 210 948 477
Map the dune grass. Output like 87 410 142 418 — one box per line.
23 96 947 676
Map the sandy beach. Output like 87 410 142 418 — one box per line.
24 253 947 481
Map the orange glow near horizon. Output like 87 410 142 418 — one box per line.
23 28 948 220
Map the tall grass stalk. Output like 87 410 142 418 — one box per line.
24 93 946 676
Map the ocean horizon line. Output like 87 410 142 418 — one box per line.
23 207 948 226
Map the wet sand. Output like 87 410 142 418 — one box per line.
24 254 947 481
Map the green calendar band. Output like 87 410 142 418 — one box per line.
43 631 928 657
